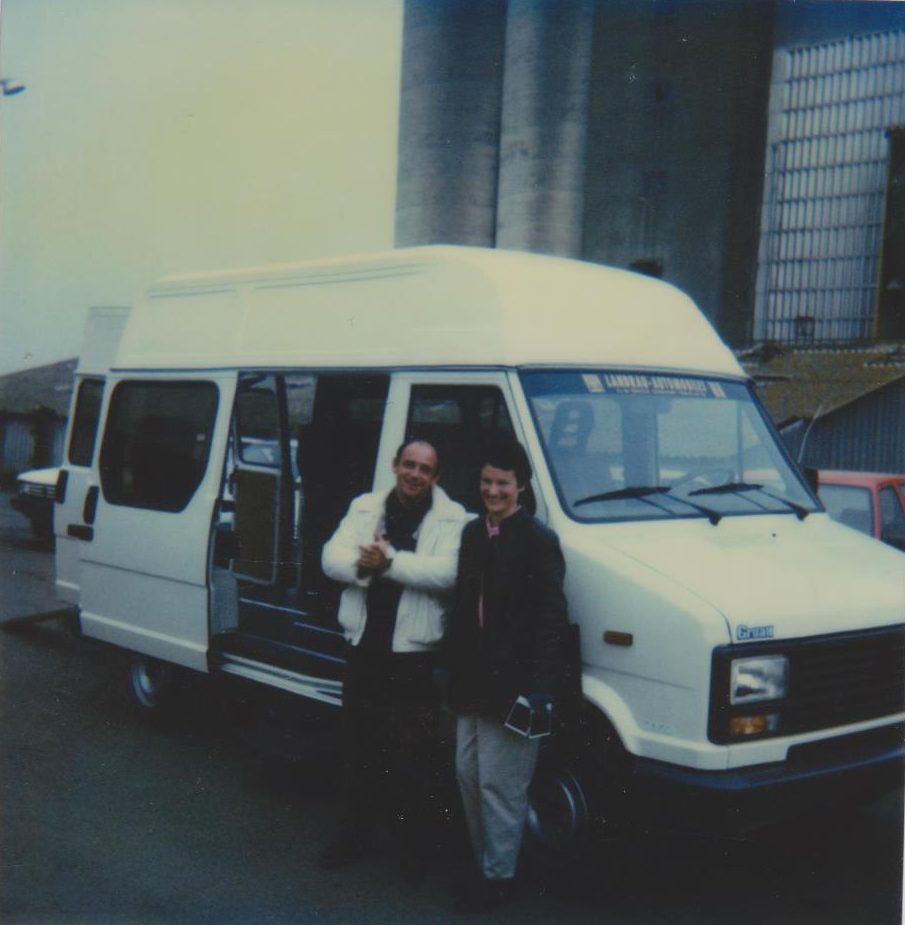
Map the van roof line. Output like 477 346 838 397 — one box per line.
116 246 743 377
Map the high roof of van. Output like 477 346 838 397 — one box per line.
114 246 744 378
76 306 130 375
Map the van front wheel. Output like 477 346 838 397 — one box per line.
525 763 591 867
524 712 628 869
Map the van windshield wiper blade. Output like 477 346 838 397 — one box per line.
660 490 722 525
572 485 721 524
573 486 669 507
689 481 810 520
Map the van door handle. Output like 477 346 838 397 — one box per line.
69 486 100 539
83 486 99 525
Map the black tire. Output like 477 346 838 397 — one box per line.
128 655 181 715
524 708 629 870
525 761 592 867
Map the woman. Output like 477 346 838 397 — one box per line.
445 436 569 913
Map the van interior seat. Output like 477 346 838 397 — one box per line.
546 400 607 507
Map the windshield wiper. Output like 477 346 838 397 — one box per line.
689 481 810 520
573 485 721 524
574 486 669 507
660 491 722 525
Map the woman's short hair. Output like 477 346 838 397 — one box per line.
479 434 532 487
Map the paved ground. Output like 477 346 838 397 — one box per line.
1 492 903 924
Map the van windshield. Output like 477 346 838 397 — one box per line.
521 370 818 523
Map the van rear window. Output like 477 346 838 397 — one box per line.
100 381 219 512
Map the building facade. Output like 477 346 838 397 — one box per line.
396 0 905 349
0 359 74 482
755 30 905 345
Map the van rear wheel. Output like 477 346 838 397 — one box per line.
128 655 179 713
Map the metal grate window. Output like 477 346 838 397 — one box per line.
755 31 905 344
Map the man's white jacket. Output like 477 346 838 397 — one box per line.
321 486 472 652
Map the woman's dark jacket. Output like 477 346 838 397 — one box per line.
444 508 570 719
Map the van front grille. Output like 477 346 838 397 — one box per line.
710 625 905 743
19 482 56 500
785 628 905 733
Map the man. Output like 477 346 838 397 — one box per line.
445 436 569 912
320 438 470 870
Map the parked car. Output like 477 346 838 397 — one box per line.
816 470 905 551
9 466 60 539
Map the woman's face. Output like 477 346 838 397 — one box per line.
480 464 523 523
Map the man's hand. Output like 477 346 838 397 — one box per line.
357 541 392 574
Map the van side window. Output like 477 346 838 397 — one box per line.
68 378 105 467
407 385 513 511
100 381 219 512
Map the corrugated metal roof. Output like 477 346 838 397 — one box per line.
0 359 76 417
742 342 905 423
782 377 905 473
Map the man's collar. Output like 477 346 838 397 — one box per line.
389 486 433 513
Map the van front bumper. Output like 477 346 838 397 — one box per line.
629 722 904 833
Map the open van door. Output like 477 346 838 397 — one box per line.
54 307 128 604
77 374 234 672
228 374 293 586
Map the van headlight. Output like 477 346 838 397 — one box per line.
730 655 789 704
710 648 791 743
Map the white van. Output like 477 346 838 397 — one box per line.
60 246 904 860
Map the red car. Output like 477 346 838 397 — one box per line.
816 470 905 551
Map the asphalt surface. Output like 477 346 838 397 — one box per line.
1 492 903 925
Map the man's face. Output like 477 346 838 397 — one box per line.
392 442 439 505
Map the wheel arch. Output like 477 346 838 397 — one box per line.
579 671 641 757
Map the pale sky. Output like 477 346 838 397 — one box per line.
0 0 403 374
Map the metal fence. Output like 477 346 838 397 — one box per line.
755 30 905 344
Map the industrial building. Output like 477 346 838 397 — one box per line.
394 0 905 471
